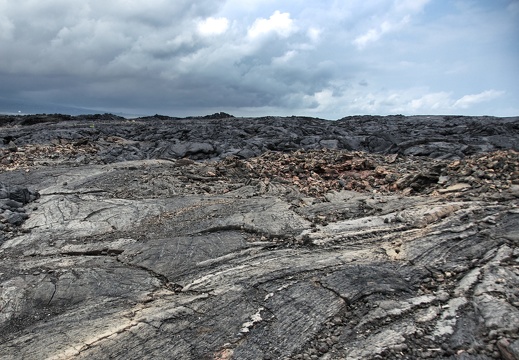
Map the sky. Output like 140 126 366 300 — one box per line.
0 0 518 119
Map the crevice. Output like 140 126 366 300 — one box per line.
198 224 258 235
314 278 350 306
82 206 117 221
61 249 124 257
47 282 57 306
41 189 108 196
197 224 298 247
115 255 183 293
75 321 143 356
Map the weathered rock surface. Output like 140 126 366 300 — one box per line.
0 114 518 359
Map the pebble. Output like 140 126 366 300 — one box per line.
489 330 499 339
435 291 450 302
332 317 342 325
318 343 329 353
392 343 407 352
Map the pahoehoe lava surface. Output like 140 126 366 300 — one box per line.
1 114 519 359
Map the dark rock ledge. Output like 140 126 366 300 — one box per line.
0 114 518 360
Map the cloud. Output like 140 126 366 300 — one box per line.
0 0 516 118
394 0 431 13
0 15 15 40
384 89 505 114
307 27 321 42
353 16 411 49
221 0 277 14
453 90 505 109
197 17 229 36
352 0 430 49
295 86 509 118
247 11 296 39
272 50 297 65
391 89 507 115
0 0 224 73
409 91 453 111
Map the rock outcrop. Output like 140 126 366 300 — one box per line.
0 114 518 359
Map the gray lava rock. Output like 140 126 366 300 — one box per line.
1 209 28 226
0 183 38 237
1 114 518 162
0 183 38 204
0 114 518 359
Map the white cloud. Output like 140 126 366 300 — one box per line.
197 17 229 36
313 89 335 109
389 89 506 114
307 27 321 42
409 91 452 111
248 11 296 39
272 50 297 65
352 0 431 49
453 90 505 109
296 86 508 118
353 15 410 49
